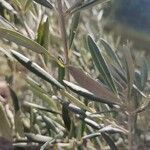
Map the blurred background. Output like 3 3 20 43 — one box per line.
102 0 150 56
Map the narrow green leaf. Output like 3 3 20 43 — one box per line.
23 102 60 114
122 46 134 98
63 80 118 105
0 48 13 60
68 66 120 104
83 125 126 140
58 57 65 84
69 12 80 49
60 90 93 112
40 139 56 150
0 0 17 13
63 101 86 117
36 17 51 64
82 132 101 140
62 104 71 131
86 35 117 94
30 86 57 109
140 61 148 90
9 80 24 137
107 66 127 90
54 96 93 118
99 125 127 134
24 0 33 12
36 21 44 46
42 115 60 133
33 0 53 9
100 39 123 69
0 28 51 56
101 133 118 150
36 17 49 50
43 18 50 50
26 81 58 111
25 133 52 143
11 50 64 89
65 1 82 15
79 116 101 130
9 87 20 113
0 16 17 30
40 139 55 150
66 0 108 15
25 76 47 94
113 66 127 84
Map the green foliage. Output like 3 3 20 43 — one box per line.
0 0 149 150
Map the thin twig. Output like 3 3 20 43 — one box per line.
57 0 69 80
127 101 135 150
